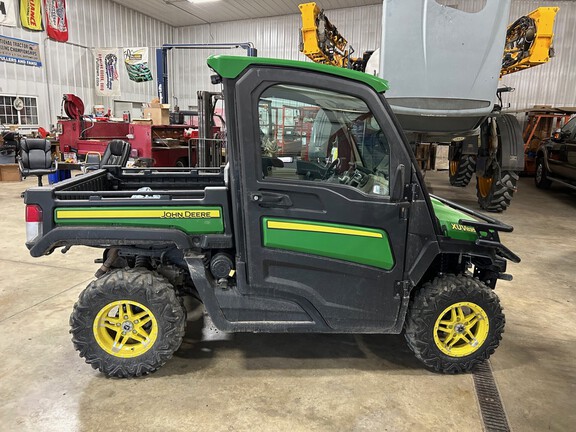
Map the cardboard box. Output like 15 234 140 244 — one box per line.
434 144 450 170
143 107 170 125
0 164 21 182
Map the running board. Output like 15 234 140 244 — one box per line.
549 176 576 191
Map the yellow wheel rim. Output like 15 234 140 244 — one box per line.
449 160 459 176
433 302 489 357
93 300 158 358
477 176 493 198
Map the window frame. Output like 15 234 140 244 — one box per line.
0 94 39 127
255 82 391 197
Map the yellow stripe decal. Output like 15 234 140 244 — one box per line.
266 220 383 238
56 209 221 219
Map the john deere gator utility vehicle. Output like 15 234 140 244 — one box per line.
24 55 519 377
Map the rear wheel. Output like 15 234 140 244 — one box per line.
404 274 504 373
70 269 186 377
535 157 552 189
449 155 476 187
476 169 518 212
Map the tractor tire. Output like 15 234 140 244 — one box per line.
476 169 519 212
535 157 552 189
404 274 505 373
449 155 476 187
70 269 186 378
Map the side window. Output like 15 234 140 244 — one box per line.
258 84 390 196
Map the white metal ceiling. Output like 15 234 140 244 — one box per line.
109 0 382 27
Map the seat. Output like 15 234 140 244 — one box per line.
100 140 131 168
17 138 57 186
82 151 101 173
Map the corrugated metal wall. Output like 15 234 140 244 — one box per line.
171 4 383 110
0 0 172 128
1 0 575 128
171 0 576 113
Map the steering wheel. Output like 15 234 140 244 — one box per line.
322 158 341 180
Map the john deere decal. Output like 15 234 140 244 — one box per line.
44 0 68 42
0 0 18 27
94 48 120 96
123 47 153 82
20 0 42 31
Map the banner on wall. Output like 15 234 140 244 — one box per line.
44 0 68 42
0 34 42 67
123 47 153 83
94 48 121 96
0 0 18 27
20 0 42 31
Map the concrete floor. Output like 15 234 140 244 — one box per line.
0 172 574 432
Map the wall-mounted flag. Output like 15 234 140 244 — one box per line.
0 0 18 27
123 47 153 82
44 0 68 42
20 0 42 31
95 48 121 96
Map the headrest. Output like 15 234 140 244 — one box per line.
109 140 128 156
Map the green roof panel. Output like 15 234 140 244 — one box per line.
207 55 389 92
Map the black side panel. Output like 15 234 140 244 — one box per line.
28 227 195 256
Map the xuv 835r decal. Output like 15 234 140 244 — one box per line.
262 218 394 270
54 207 224 234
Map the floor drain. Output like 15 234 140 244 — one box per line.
473 360 511 432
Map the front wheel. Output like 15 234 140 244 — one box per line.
535 157 552 189
70 269 186 377
404 274 505 373
476 169 519 212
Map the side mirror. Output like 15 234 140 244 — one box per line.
391 164 405 202
552 129 563 142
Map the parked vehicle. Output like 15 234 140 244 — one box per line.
24 56 519 377
535 116 576 191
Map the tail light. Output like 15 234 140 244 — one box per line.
25 205 43 243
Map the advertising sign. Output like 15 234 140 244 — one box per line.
0 35 42 67
123 47 153 82
95 48 120 96
20 0 42 31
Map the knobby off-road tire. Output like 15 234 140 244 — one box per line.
70 269 186 378
535 157 552 189
449 155 476 187
404 274 504 373
476 169 519 212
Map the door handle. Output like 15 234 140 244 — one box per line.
250 192 293 208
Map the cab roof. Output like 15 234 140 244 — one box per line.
207 55 389 93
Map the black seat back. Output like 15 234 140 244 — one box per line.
101 140 131 168
19 138 53 176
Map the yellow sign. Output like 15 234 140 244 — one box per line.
20 0 42 31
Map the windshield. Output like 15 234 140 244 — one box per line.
561 116 576 137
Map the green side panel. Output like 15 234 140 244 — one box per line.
430 198 478 241
54 206 224 234
207 55 389 92
262 218 394 270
